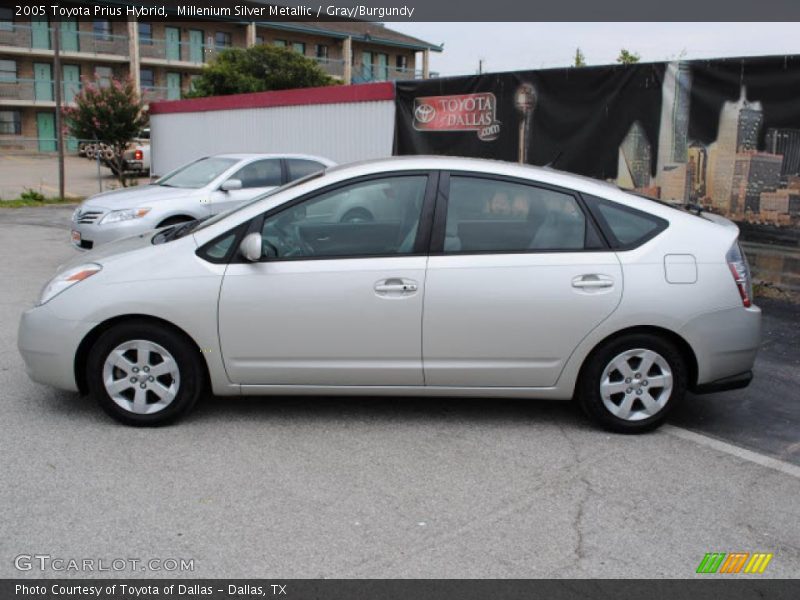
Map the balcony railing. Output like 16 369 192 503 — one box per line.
139 38 214 65
352 65 430 83
141 85 181 102
0 78 82 103
312 57 346 78
0 23 128 57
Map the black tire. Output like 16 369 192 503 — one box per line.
340 208 374 224
577 333 687 434
87 321 204 426
157 216 195 228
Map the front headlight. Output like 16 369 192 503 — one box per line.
71 207 81 222
38 263 102 306
99 208 151 225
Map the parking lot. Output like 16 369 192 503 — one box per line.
0 153 150 200
0 206 798 579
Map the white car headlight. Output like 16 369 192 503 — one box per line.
100 208 151 225
38 263 102 306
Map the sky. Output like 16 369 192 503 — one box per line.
389 22 800 76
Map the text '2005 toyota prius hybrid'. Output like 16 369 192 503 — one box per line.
19 157 761 432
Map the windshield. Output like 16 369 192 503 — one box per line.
156 157 238 189
192 169 327 233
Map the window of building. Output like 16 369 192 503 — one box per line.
315 44 328 59
396 55 409 71
443 177 592 253
0 110 21 135
291 42 306 55
139 69 155 89
0 59 17 82
255 35 264 45
138 23 153 45
274 39 286 47
215 31 232 48
94 66 113 87
93 19 112 41
0 7 14 32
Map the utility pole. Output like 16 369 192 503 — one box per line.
478 59 483 74
53 19 65 200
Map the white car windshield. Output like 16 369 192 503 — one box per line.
156 157 238 189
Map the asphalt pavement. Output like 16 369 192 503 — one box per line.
0 206 798 579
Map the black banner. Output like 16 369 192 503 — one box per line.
395 56 800 248
3 579 800 600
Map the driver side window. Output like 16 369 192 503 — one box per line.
230 159 282 189
260 175 428 259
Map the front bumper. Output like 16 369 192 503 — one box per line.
71 216 155 250
17 304 96 392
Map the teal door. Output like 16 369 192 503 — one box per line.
37 112 56 152
62 65 80 103
31 18 51 49
362 51 373 81
166 72 181 100
188 30 203 63
377 53 388 81
60 19 79 52
33 63 53 101
165 27 180 61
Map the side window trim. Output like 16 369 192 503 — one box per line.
431 171 609 256
229 170 438 263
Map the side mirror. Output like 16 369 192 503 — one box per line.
220 178 243 192
239 232 262 262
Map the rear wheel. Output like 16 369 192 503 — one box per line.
340 208 374 224
87 322 203 426
578 334 686 433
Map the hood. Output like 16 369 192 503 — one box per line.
81 185 196 210
59 230 162 271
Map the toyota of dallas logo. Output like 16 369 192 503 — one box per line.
412 93 501 141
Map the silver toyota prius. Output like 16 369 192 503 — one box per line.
19 157 761 432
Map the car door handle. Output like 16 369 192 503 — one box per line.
572 275 614 289
374 278 418 295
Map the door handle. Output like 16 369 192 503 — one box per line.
572 275 614 289
375 283 418 293
374 278 418 295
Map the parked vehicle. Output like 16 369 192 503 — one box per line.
70 153 334 249
107 143 150 176
20 157 761 431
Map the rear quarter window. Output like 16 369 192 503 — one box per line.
583 195 668 250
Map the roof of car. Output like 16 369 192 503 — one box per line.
212 153 336 165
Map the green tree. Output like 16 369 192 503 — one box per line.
63 76 148 187
616 49 641 64
187 45 335 98
574 47 586 67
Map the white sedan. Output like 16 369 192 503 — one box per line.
70 153 335 249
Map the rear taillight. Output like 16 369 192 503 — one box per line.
134 149 143 161
726 242 752 308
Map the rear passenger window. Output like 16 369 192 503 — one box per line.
584 195 667 249
287 159 326 182
230 159 282 188
443 176 591 253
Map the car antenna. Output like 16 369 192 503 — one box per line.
544 150 563 169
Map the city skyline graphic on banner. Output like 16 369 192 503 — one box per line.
617 61 800 227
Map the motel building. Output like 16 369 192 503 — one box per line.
0 2 441 152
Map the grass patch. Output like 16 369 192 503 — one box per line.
0 193 82 208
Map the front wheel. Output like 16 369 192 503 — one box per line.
87 322 204 426
578 334 686 433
